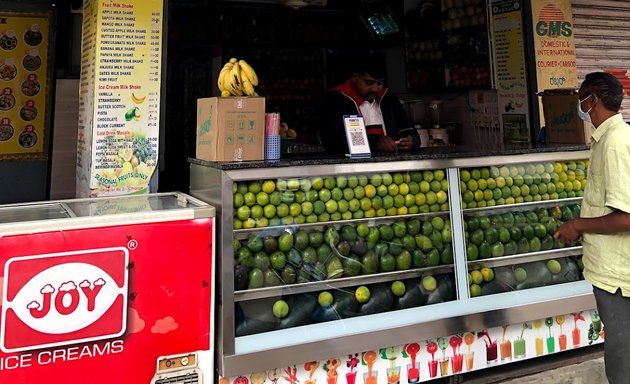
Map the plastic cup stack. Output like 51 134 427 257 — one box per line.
265 113 281 160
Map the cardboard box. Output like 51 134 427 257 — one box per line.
196 97 265 161
541 90 592 144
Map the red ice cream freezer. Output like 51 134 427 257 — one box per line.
0 192 216 384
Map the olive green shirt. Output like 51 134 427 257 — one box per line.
581 113 630 296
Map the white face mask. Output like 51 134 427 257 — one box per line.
577 94 593 122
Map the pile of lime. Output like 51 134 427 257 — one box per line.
234 215 453 290
232 170 450 229
460 160 588 209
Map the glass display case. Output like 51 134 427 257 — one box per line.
189 148 595 378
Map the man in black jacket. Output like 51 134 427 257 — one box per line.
320 62 421 154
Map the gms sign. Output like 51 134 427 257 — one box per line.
531 0 578 90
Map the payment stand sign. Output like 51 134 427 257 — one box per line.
0 219 214 383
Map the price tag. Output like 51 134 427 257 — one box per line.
343 115 371 158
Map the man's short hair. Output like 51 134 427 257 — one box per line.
353 59 386 80
581 72 624 112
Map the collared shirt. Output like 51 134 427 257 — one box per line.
359 100 386 134
581 113 630 296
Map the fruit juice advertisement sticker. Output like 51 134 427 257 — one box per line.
0 12 50 159
220 311 602 383
0 218 214 383
78 0 163 197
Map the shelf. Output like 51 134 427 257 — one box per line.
468 246 583 269
234 264 454 302
463 197 583 215
233 211 450 240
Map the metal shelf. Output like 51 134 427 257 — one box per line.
234 264 454 302
233 211 450 240
463 197 582 215
468 246 583 269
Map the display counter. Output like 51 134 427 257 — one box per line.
190 145 599 382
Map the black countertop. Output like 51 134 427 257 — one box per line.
189 144 590 171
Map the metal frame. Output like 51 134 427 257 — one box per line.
190 149 592 377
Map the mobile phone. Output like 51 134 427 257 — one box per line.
397 127 414 137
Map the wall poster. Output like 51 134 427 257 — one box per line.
0 11 51 159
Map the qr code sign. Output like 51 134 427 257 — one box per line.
350 131 366 146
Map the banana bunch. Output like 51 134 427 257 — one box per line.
218 58 259 97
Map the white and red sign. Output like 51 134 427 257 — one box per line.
0 218 214 384
2 248 128 352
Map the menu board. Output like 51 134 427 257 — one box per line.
0 12 51 159
531 0 578 92
491 0 530 144
77 0 163 197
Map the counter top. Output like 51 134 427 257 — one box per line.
190 144 589 170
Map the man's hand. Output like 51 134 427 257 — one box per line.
377 136 398 152
396 136 413 152
554 219 582 244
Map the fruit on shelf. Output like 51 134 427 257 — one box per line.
460 160 589 209
218 58 259 97
407 39 443 63
463 202 582 262
442 0 486 30
232 170 450 229
470 257 583 297
235 273 455 336
233 216 453 289
447 64 490 87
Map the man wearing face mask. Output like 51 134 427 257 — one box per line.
320 61 421 154
554 71 630 384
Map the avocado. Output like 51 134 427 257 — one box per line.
324 226 340 246
309 231 324 247
493 266 517 291
550 258 582 285
480 280 506 296
247 236 264 253
357 283 394 315
374 242 389 258
234 264 249 291
235 298 280 336
313 289 358 322
263 269 282 286
361 250 379 274
424 274 456 304
393 279 426 310
278 294 318 329
336 241 351 257
351 238 368 256
286 248 302 268
281 265 297 284
236 247 255 268
341 225 358 242
343 254 362 276
412 249 426 268
388 238 404 256
516 262 552 290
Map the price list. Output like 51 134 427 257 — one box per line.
491 0 530 143
77 0 163 197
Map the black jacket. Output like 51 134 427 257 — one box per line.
320 81 421 154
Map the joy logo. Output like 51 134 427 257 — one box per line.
1 248 128 352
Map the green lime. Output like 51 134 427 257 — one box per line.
391 281 406 297
318 291 334 307
272 300 289 318
355 286 371 303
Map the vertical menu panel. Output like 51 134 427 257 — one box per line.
78 0 163 197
